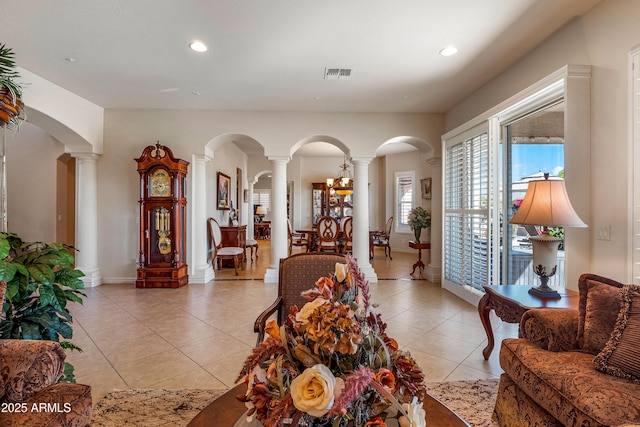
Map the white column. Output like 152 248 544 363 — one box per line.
352 157 377 282
264 156 289 283
247 180 256 241
73 153 102 287
191 154 213 283
426 157 442 283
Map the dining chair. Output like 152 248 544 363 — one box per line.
253 252 346 345
342 216 353 254
245 238 258 262
207 217 244 275
288 219 309 255
315 215 340 252
371 216 393 259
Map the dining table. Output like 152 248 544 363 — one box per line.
295 228 381 256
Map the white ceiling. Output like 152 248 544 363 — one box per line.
1 0 601 115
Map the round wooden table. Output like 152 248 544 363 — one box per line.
188 384 470 427
409 241 430 275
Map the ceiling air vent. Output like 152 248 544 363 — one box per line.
324 68 353 80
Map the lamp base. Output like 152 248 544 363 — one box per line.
528 285 561 299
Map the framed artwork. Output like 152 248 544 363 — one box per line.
217 172 231 210
421 177 432 200
243 189 249 203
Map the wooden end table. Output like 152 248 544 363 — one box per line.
188 383 470 426
478 284 579 360
409 241 430 275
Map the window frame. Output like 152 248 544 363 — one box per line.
394 170 416 233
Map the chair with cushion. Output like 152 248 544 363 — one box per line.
245 238 258 262
0 281 93 427
208 217 244 275
371 216 393 259
288 219 309 255
341 216 353 254
493 274 640 427
253 253 346 345
315 216 340 253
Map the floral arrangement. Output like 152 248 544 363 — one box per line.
407 207 431 231
237 256 427 427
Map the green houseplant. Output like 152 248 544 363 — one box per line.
0 232 86 382
0 43 25 129
407 207 431 243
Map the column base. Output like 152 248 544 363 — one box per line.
264 267 279 283
358 263 378 283
191 263 214 284
425 264 442 283
79 267 102 288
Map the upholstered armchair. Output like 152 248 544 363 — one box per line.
254 253 346 345
494 274 640 427
0 281 92 427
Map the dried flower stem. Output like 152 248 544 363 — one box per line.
328 366 374 417
347 254 370 310
236 339 287 382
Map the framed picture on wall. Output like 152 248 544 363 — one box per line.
217 172 231 210
243 189 249 203
421 177 432 200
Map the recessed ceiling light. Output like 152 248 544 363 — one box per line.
65 57 76 62
189 41 208 52
439 46 458 57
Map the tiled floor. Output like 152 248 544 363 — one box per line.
67 240 517 403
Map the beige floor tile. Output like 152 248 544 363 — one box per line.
66 249 511 403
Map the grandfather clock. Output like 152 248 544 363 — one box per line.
135 142 189 288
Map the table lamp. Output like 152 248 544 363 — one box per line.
509 173 587 298
256 206 267 222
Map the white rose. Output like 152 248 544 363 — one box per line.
289 364 344 417
295 298 327 325
335 263 348 283
399 397 426 427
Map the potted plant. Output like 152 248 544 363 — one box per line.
0 43 25 128
0 232 86 382
408 206 431 243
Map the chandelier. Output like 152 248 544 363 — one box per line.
326 157 353 196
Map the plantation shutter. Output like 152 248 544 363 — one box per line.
444 126 490 291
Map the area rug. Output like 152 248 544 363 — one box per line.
91 378 499 426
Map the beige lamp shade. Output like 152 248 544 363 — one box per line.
256 206 268 215
509 178 586 228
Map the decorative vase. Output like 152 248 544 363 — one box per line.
413 227 422 243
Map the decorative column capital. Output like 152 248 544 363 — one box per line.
351 156 374 165
425 156 442 166
267 155 290 164
70 152 101 161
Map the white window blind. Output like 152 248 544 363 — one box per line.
395 171 415 232
444 130 490 291
632 49 640 284
253 190 271 211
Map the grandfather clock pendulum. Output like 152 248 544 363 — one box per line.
135 142 189 288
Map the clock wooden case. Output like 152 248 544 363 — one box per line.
135 142 189 288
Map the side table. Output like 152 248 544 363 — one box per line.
409 241 430 275
478 285 579 360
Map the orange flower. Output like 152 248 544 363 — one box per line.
375 368 395 391
364 417 387 427
265 319 280 340
384 336 399 353
315 276 334 299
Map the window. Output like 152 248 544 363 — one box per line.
395 171 415 232
444 126 490 293
253 190 270 212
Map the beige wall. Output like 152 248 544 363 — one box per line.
7 122 63 242
445 0 640 282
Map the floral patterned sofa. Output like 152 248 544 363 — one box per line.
0 281 92 427
493 274 640 427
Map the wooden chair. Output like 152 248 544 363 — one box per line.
342 216 353 254
208 217 244 275
245 238 258 262
288 219 309 255
315 216 340 252
253 253 346 345
371 216 393 259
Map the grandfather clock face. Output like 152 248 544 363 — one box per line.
149 168 171 197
